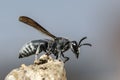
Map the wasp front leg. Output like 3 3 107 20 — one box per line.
55 52 69 63
61 52 69 63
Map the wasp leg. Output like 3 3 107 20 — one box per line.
35 45 40 61
61 53 69 63
55 52 63 62
45 51 51 56
55 54 58 59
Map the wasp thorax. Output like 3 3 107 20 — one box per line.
52 37 69 51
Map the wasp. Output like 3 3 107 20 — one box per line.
18 16 92 62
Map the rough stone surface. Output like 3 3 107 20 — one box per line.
5 55 67 80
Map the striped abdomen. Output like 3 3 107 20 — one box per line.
19 39 49 58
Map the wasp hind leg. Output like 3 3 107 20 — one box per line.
35 45 41 61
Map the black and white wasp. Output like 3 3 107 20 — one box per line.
19 16 92 62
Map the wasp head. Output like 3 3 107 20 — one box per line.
71 37 92 58
71 41 80 58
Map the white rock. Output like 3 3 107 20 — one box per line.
5 55 67 80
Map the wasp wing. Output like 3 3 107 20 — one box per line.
19 16 56 39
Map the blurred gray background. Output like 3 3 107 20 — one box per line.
0 0 120 80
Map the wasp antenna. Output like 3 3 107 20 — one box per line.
79 43 92 47
79 37 87 45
